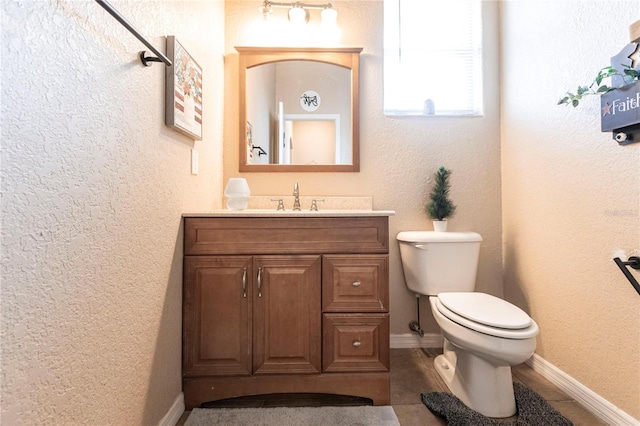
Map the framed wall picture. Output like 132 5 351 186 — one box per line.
165 36 202 140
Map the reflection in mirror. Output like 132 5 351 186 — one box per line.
237 47 362 172
247 62 350 166
281 115 342 165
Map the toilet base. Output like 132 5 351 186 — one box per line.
433 342 516 418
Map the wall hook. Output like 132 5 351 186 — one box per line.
139 51 164 67
251 145 268 157
613 256 640 295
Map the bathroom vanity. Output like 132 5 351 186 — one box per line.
182 211 393 408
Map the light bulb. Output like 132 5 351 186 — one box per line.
288 6 307 25
321 7 337 27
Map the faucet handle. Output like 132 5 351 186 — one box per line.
271 198 285 211
310 198 325 211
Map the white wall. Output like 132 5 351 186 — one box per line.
500 1 640 419
0 1 224 424
224 0 504 335
6 0 635 423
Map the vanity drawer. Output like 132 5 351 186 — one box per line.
322 255 389 312
322 314 389 373
184 217 389 255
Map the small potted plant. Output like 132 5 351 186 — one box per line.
427 167 456 232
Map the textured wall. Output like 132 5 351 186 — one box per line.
501 1 640 419
1 1 224 424
224 0 504 335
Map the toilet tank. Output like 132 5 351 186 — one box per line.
397 231 482 296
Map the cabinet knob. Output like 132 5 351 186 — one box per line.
352 340 362 348
351 281 361 287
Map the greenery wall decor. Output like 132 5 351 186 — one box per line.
557 65 639 108
558 40 640 108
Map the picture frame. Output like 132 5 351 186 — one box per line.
165 36 202 140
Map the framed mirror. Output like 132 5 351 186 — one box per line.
237 46 362 172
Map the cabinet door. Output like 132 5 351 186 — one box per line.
183 256 252 376
253 255 322 375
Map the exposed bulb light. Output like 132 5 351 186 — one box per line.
320 7 337 27
288 6 307 25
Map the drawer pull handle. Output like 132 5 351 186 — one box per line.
257 267 262 298
352 340 362 348
351 281 361 287
242 267 247 298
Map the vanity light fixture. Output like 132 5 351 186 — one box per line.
259 1 337 26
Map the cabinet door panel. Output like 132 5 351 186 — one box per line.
184 217 389 255
323 313 390 373
323 255 389 312
184 256 252 376
253 255 322 375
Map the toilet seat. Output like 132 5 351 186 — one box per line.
435 293 539 339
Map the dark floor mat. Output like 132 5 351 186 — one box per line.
421 382 573 426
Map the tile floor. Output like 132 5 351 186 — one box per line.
178 348 606 425
390 348 605 425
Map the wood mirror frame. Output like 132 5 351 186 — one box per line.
237 46 362 172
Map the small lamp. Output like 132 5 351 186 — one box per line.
224 178 250 210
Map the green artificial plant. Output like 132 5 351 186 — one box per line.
427 167 456 221
558 65 639 107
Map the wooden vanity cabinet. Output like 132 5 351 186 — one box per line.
182 216 390 409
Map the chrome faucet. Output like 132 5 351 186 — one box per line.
293 182 301 211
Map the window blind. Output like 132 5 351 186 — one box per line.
384 0 483 116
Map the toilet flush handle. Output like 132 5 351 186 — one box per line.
414 244 429 250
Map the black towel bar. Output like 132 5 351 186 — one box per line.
95 0 171 67
613 256 640 295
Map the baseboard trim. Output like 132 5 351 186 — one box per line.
527 354 639 426
390 333 443 348
158 392 185 426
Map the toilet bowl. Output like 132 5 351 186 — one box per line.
396 231 539 418
429 293 538 417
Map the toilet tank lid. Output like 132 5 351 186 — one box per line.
397 231 482 243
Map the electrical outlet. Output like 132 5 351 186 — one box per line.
191 149 199 175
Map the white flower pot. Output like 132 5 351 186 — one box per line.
433 220 448 232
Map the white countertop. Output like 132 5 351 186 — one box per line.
182 209 396 217
183 210 395 218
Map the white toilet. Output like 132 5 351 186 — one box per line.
396 231 539 418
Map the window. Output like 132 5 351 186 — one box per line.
383 0 483 116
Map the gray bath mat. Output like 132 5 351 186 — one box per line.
185 405 400 426
421 382 573 426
